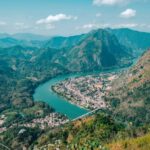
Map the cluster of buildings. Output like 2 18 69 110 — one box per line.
0 112 69 134
20 113 69 129
53 73 118 110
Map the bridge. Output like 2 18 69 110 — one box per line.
72 108 101 122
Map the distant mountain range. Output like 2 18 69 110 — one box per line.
0 28 150 54
0 33 50 41
0 28 150 110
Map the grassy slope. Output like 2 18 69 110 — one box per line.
107 133 150 150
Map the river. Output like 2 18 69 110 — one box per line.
33 73 89 120
33 67 128 120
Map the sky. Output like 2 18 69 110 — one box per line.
0 0 150 36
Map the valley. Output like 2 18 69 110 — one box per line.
0 28 150 149
34 49 150 150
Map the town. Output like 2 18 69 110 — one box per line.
52 72 118 110
0 112 69 134
20 113 69 129
0 72 118 134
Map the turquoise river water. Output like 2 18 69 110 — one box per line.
33 73 89 120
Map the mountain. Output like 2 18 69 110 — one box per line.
0 37 21 47
59 29 132 72
30 29 132 76
0 33 50 48
105 49 150 126
0 33 50 41
0 37 46 48
109 28 150 56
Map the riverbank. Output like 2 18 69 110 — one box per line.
51 72 119 110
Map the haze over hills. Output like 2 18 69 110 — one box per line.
0 28 150 51
0 33 50 41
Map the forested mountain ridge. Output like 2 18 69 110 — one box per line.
62 29 131 71
109 28 150 56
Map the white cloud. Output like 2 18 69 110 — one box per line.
36 14 77 25
93 0 125 6
120 9 136 18
96 13 102 17
76 23 110 30
0 21 7 26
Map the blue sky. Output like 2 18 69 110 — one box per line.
0 0 150 35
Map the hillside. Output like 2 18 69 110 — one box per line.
105 49 150 126
35 112 150 150
107 133 150 150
